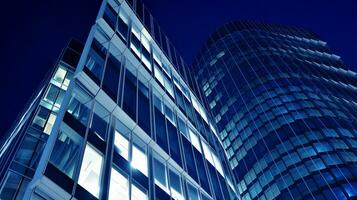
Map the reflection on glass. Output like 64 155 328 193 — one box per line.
154 156 168 192
67 85 92 126
43 113 56 135
131 184 147 200
114 130 129 160
131 145 147 176
78 144 103 198
187 183 199 200
50 123 82 179
53 66 67 86
189 129 201 152
169 168 184 200
109 167 129 200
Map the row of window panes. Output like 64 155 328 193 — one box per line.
101 2 212 132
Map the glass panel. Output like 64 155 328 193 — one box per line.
130 25 141 58
103 53 121 100
103 4 117 30
189 128 201 152
44 84 60 107
131 183 148 200
117 10 129 41
167 121 182 166
43 113 56 135
131 143 148 176
182 137 198 182
32 107 50 129
0 171 22 199
50 123 83 179
85 39 107 82
52 66 67 86
137 80 151 135
67 85 92 126
154 107 169 153
109 167 129 200
169 168 184 200
154 65 165 86
78 144 104 198
91 102 110 140
187 183 199 200
114 130 129 160
123 70 137 120
153 155 167 191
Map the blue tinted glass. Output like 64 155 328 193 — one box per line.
167 121 182 167
154 107 169 153
138 82 151 135
123 71 137 120
103 54 120 100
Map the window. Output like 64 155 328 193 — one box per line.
131 141 148 176
43 84 60 107
67 84 93 126
155 106 169 153
154 65 165 86
117 9 129 41
169 168 184 200
78 144 104 198
91 102 110 140
103 53 121 100
187 183 199 200
52 66 67 86
43 113 56 135
50 123 83 179
85 39 106 82
189 128 201 152
109 167 129 200
178 117 189 138
103 4 117 30
141 34 152 71
32 107 50 130
114 130 129 160
131 183 148 200
138 80 151 135
130 25 141 58
123 70 137 120
153 155 168 192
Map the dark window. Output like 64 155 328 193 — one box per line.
123 71 137 120
154 107 169 153
117 16 128 42
85 39 107 83
103 54 121 101
167 121 182 167
182 137 198 182
193 148 210 194
138 81 151 135
103 4 117 30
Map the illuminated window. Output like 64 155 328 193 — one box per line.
189 128 201 152
109 167 129 200
114 130 129 160
43 113 56 135
78 144 104 198
131 184 148 200
52 66 67 86
131 143 147 176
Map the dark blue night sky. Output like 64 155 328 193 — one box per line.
0 0 356 136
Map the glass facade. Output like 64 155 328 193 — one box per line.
0 0 236 200
193 21 357 200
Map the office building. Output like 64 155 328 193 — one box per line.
193 21 357 200
0 0 237 199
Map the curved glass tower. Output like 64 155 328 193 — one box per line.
193 21 357 200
